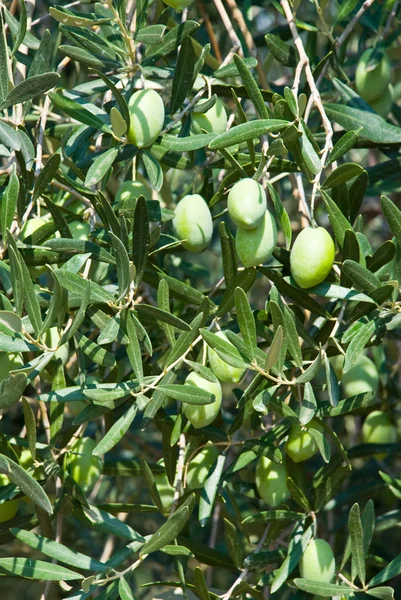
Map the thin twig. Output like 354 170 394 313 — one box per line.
212 0 243 55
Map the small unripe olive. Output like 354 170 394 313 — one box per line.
65 437 103 492
208 331 246 384
162 0 194 11
362 410 397 445
290 227 335 289
370 84 394 119
236 210 277 268
192 97 227 135
173 194 213 252
356 48 391 103
255 456 290 507
341 355 379 398
115 180 151 206
0 499 19 523
182 372 222 428
186 445 219 490
0 352 24 383
69 221 90 241
127 89 165 148
299 539 336 583
227 179 267 230
285 419 324 463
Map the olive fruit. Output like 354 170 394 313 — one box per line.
173 194 213 252
192 97 227 135
162 0 194 11
341 354 379 398
285 419 324 463
186 445 219 490
208 331 246 384
356 48 391 103
255 456 290 507
65 437 103 492
236 210 277 268
227 179 267 230
69 221 90 241
370 84 394 119
127 89 165 148
290 227 335 289
362 410 397 445
182 372 222 428
299 539 336 582
0 473 19 523
0 352 24 383
115 180 151 205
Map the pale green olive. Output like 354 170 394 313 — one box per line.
285 419 324 463
127 89 165 148
192 97 227 135
290 227 335 289
370 84 394 118
182 372 222 428
207 331 246 383
115 180 151 205
69 221 90 241
236 210 277 268
186 445 219 490
173 194 213 252
0 499 19 523
255 456 290 507
299 539 336 583
341 355 379 398
0 352 24 383
362 410 397 445
65 437 103 492
356 48 391 103
227 179 267 230
162 0 194 11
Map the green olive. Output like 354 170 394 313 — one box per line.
0 352 24 383
115 180 151 206
173 194 213 252
162 0 194 11
227 179 267 230
65 437 103 492
290 227 335 289
285 419 324 463
127 89 165 148
69 221 90 241
255 456 290 507
186 445 219 490
299 538 336 583
207 331 246 383
192 97 227 135
182 372 222 428
0 499 19 523
236 210 277 268
341 355 379 398
370 84 394 119
362 410 397 445
356 48 391 103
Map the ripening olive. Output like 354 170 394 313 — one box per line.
356 48 391 103
236 210 277 268
370 84 394 119
115 180 151 206
285 419 324 463
255 456 290 507
182 372 222 428
186 445 219 490
173 194 213 252
192 97 227 135
162 0 194 11
127 89 165 148
299 538 336 583
0 352 24 383
362 410 397 445
290 227 335 289
208 331 246 384
341 354 379 398
65 437 103 492
227 179 267 230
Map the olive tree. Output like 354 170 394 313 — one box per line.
0 0 400 599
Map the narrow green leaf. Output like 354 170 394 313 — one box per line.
132 196 149 286
233 54 269 119
0 557 81 580
0 454 52 514
209 119 288 150
0 171 19 240
199 454 225 526
224 518 243 569
321 189 353 249
294 579 353 596
0 73 60 110
265 33 297 67
85 147 118 187
170 36 196 114
0 9 9 105
271 525 313 593
122 310 144 386
322 163 364 188
343 320 376 373
349 503 366 585
234 287 257 360
140 499 194 555
49 92 112 134
327 130 362 165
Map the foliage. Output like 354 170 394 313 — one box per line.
0 0 400 599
